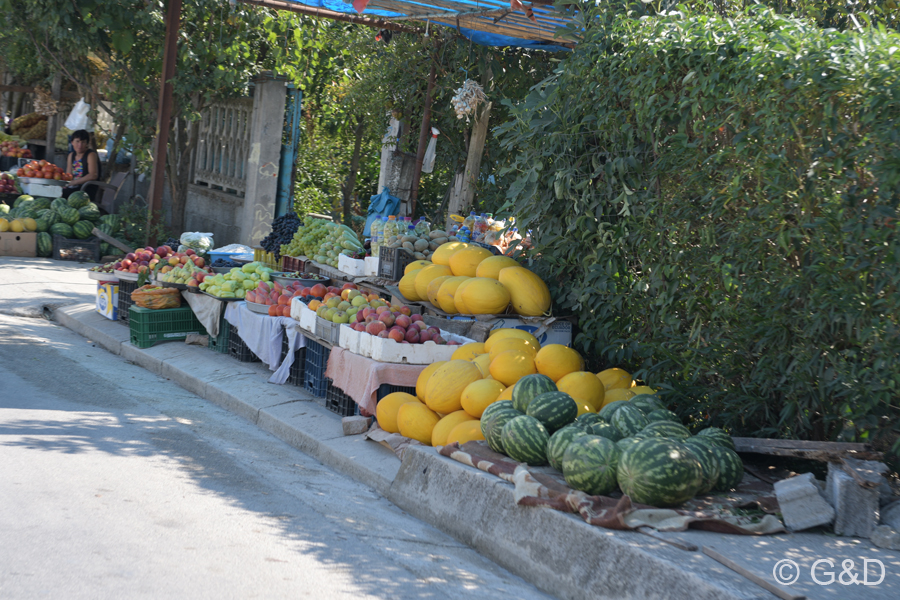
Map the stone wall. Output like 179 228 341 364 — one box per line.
184 184 245 246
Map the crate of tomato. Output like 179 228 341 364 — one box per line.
17 160 73 183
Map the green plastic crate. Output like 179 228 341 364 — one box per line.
129 305 206 349
208 312 231 354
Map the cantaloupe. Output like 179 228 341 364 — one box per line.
575 400 596 416
452 278 478 314
602 388 636 405
10 219 24 233
415 264 453 300
460 378 506 418
376 392 421 433
489 350 538 387
451 342 486 361
488 337 538 361
475 255 520 280
0 218 8 232
404 260 432 276
459 277 511 315
446 420 485 445
631 385 656 395
397 402 440 445
497 384 515 402
424 360 482 414
534 344 585 382
426 275 452 306
484 328 541 353
432 410 477 447
435 276 468 314
449 245 494 277
432 241 470 266
497 266 551 316
556 371 606 411
597 368 633 391
472 353 492 378
416 360 447 401
398 271 421 301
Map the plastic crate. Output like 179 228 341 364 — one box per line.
53 234 101 263
129 305 206 349
228 325 260 363
208 311 231 354
117 280 139 326
281 255 308 273
377 246 414 281
325 379 359 416
304 338 330 397
314 317 342 345
376 383 417 401
280 332 306 386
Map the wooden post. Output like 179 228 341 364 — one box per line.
447 67 493 227
409 63 437 217
45 73 62 166
146 0 182 246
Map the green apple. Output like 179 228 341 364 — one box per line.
332 311 349 324
326 297 341 309
337 300 351 311
324 307 337 321
351 295 368 307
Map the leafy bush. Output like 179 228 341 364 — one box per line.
496 8 900 447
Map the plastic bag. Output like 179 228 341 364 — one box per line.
131 285 181 309
179 232 214 253
422 127 440 173
65 99 92 131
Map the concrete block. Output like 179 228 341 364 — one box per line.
870 525 900 550
774 473 835 531
826 462 880 537
880 482 897 507
342 415 372 436
882 500 900 529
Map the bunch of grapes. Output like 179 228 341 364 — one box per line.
281 217 330 258
260 212 303 259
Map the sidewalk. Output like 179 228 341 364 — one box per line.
4 258 898 600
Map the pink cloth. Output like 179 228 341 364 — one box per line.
324 347 425 415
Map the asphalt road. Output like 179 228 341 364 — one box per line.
0 313 552 600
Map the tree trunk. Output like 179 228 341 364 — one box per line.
164 116 198 237
341 115 365 226
105 122 127 180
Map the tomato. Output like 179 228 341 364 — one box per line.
38 160 48 167
16 168 24 177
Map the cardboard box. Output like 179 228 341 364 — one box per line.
0 232 37 257
96 282 119 320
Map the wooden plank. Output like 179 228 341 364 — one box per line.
733 438 871 452
703 547 806 600
91 227 133 254
732 437 882 462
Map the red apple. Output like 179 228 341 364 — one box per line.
185 249 196 256
388 329 404 343
121 259 132 268
355 311 365 323
419 330 433 343
379 312 395 328
375 306 389 315
433 335 446 345
366 321 387 336
377 330 389 338
341 282 358 291
193 256 205 268
125 252 136 261
413 321 428 331
156 246 167 257
399 306 412 316
186 278 198 287
410 314 423 323
426 327 441 337
405 329 420 343
310 283 327 298
395 314 411 329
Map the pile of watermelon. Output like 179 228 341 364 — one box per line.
479 375 743 507
6 192 125 258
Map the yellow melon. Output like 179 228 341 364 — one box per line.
497 384 515 402
416 360 447 401
534 344 585 382
449 245 494 277
471 353 492 378
22 217 37 232
556 371 606 411
432 241 470 266
497 266 551 316
475 255 520 280
431 410 477 447
435 276 468 314
376 392 421 433
0 218 8 232
415 264 453 300
424 360 482 413
489 349 537 387
631 385 657 395
446 420 485 445
460 378 506 418
483 328 540 353
488 337 538 361
10 219 24 233
404 260 432 276
459 277 511 315
426 275 452 306
597 368 633 391
397 402 440 445
398 270 421 301
575 400 596 416
602 387 636 405
451 342 486 361
452 278 478 314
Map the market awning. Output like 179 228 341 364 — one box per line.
240 0 576 50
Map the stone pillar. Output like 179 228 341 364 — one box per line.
240 74 287 247
383 150 417 217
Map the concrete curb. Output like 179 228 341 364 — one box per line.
51 304 756 600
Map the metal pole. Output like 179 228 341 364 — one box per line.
146 0 182 246
409 62 436 217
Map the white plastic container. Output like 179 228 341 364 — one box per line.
338 324 473 364
290 297 318 333
338 254 367 277
364 256 380 276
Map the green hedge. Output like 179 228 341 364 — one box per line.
496 8 900 447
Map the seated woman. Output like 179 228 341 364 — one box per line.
62 130 100 201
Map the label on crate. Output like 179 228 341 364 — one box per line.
96 283 119 320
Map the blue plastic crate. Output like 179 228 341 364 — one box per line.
304 338 330 397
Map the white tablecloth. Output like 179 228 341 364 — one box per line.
224 302 306 384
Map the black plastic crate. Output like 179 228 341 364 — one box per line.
53 234 101 263
228 325 260 363
377 246 414 281
376 383 417 401
325 379 359 416
303 338 330 397
280 332 306 386
117 279 139 326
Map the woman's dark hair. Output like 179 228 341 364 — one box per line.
72 129 91 143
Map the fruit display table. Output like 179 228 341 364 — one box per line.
324 346 425 415
224 301 306 384
181 290 225 337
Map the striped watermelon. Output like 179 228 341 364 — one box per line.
695 427 736 451
646 409 679 423
482 400 515 423
617 438 703 507
58 206 80 225
546 425 589 471
34 218 49 233
36 232 52 257
500 415 550 465
711 446 744 491
611 404 648 437
73 221 94 239
482 408 523 454
13 194 33 207
39 209 59 227
683 440 721 494
598 400 627 421
67 190 91 208
562 435 621 496
100 242 109 255
511 374 557 413
17 205 37 219
78 203 101 222
588 421 623 442
630 394 666 414
615 434 648 453
50 223 74 238
576 413 605 427
526 391 578 432
642 421 691 440
51 198 68 213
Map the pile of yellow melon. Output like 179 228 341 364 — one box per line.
375 328 654 446
396 241 551 316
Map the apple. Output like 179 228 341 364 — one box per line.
419 330 434 343
378 312 395 328
366 321 387 336
375 306 389 315
433 335 446 345
399 306 412 316
156 246 168 257
342 282 358 290
388 329 404 343
355 311 365 323
186 278 198 287
125 253 136 262
426 327 441 337
121 259 132 268
377 330 389 338
395 314 411 329
193 256 205 268
410 314 424 323
413 321 428 331
185 249 196 256
405 328 420 343
332 311 350 324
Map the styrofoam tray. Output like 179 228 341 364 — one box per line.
338 254 367 277
338 324 474 364
87 270 118 281
114 270 139 281
364 256 380 277
290 297 317 333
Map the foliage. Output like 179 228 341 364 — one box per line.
496 7 900 448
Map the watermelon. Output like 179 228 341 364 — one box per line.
695 427 736 451
598 400 627 421
576 413 605 427
501 415 550 465
588 421 623 442
615 434 648 453
526 391 578 432
67 190 91 208
617 438 704 507
34 218 49 233
642 420 691 440
73 221 94 239
50 222 74 238
546 425 589 471
100 242 109 255
58 206 80 225
482 408 523 454
38 209 59 227
482 400 515 424
562 435 621 496
36 232 52 257
611 404 648 437
14 194 33 207
711 446 744 491
683 441 721 494
17 205 37 219
51 198 68 213
99 214 121 233
630 394 666 414
646 409 679 423
511 374 557 413
78 204 101 222
32 197 52 211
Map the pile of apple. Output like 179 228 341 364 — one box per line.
113 245 205 275
0 140 32 159
307 283 392 325
0 173 19 194
246 280 302 317
352 310 454 345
